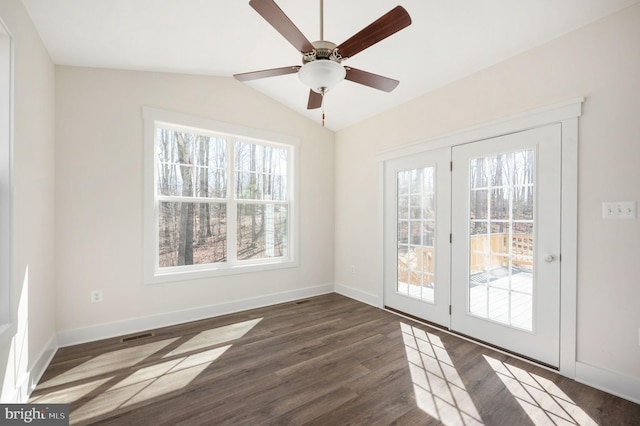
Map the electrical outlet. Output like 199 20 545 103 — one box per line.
91 290 103 303
602 201 637 220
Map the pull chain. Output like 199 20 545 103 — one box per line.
321 92 325 127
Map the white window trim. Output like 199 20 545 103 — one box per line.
142 107 299 284
0 17 14 338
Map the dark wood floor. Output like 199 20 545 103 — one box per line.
30 293 639 425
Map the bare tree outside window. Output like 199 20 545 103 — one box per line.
155 128 290 269
467 148 535 330
235 141 289 260
156 128 227 267
144 108 296 282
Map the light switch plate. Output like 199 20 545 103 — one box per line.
602 201 637 219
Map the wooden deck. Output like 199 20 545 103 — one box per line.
29 294 639 425
469 268 533 331
398 267 533 331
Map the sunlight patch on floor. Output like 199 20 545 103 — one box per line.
401 322 483 425
32 318 263 424
37 338 180 390
483 355 598 425
70 345 231 423
29 377 114 405
163 318 263 357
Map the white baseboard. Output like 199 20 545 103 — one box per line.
27 335 58 399
575 361 640 405
57 284 334 347
334 283 379 307
3 334 57 403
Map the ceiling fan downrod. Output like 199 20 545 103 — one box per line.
319 0 324 41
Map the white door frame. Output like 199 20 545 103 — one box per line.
377 97 583 377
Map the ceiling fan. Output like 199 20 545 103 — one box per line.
234 0 412 115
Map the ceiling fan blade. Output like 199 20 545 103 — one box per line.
249 0 315 53
345 67 399 92
307 90 323 109
234 66 300 82
336 6 411 59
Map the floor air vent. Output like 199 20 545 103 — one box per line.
295 300 311 305
121 332 154 343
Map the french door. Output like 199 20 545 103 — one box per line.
384 124 562 367
451 124 561 367
383 148 451 326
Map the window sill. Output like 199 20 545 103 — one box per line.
144 258 299 285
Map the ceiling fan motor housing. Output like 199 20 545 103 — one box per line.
299 40 346 93
302 40 342 64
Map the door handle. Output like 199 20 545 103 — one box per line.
544 254 556 262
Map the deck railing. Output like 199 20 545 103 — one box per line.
398 234 533 285
398 246 434 285
470 234 533 273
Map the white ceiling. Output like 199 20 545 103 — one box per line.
21 0 639 130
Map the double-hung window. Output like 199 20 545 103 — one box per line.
143 108 298 283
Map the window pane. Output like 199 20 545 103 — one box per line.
489 223 510 256
398 220 409 245
511 292 533 330
490 152 510 188
490 188 509 220
398 171 410 195
235 141 288 201
158 201 227 267
396 166 435 303
410 195 422 219
156 128 227 198
422 220 435 247
423 194 435 220
470 189 488 219
467 148 535 331
488 287 509 324
237 203 288 260
513 186 534 220
398 195 408 219
470 157 488 189
470 221 487 236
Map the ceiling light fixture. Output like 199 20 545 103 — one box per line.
297 58 346 94
234 0 411 127
297 1 345 96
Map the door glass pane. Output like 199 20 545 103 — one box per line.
468 149 534 331
397 167 436 303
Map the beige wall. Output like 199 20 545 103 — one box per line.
335 4 640 380
0 0 56 401
54 67 335 335
2 0 638 403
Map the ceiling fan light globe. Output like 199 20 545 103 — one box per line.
298 60 346 93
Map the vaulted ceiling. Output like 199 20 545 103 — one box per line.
22 0 640 130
